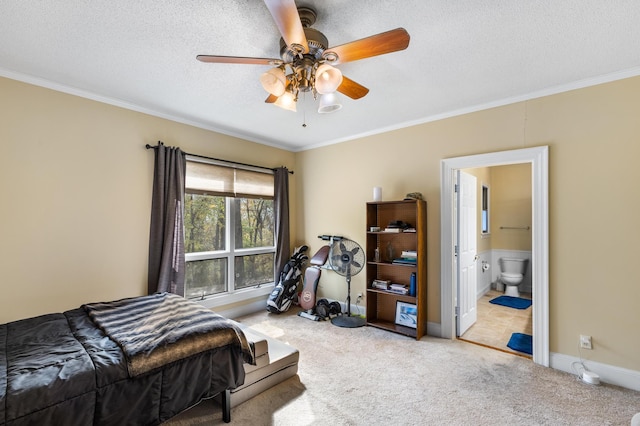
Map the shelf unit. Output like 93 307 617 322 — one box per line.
365 200 427 339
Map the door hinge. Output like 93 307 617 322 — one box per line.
455 306 459 317
454 245 458 257
454 183 459 193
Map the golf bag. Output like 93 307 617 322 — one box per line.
267 245 309 313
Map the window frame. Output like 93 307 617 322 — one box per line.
184 157 277 309
481 183 490 235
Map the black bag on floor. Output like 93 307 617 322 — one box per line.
267 245 308 313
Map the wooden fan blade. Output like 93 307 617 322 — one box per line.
337 76 369 100
196 55 282 66
324 28 410 65
264 0 309 53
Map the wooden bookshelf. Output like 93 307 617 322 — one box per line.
365 200 427 339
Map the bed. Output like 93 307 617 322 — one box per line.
0 293 254 425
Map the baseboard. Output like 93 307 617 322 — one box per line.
426 321 441 338
477 284 491 300
550 352 640 391
331 300 366 318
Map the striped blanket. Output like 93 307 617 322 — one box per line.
83 293 254 377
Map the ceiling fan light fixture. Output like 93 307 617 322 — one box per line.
318 93 342 114
260 67 286 96
315 64 343 94
274 90 297 112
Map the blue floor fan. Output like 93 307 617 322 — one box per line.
329 238 366 328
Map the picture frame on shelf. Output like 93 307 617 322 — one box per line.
395 301 417 328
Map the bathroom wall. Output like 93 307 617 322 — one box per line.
491 164 532 293
477 250 493 297
491 164 532 251
464 164 532 296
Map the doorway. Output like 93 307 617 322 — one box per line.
440 146 549 367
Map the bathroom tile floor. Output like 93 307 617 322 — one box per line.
459 289 533 358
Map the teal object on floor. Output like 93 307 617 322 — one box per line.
507 332 533 355
489 295 532 309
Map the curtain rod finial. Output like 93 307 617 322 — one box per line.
145 142 164 150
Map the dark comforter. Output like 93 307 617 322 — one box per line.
0 294 254 425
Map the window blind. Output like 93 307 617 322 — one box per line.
185 159 274 198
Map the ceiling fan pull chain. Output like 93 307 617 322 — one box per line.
302 92 307 128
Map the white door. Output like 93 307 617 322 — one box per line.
456 170 478 336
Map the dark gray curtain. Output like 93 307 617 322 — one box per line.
148 144 186 295
274 167 290 279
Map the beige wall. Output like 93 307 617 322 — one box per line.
489 164 532 251
297 76 640 371
463 164 534 253
2 74 640 373
0 77 295 323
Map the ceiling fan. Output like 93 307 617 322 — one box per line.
196 0 410 114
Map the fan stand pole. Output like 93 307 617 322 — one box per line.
346 277 352 316
331 274 365 328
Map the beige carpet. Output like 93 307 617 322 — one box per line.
167 308 640 425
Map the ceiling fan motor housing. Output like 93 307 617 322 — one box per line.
280 26 330 94
279 27 328 60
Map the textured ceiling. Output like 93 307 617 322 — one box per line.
2 1 640 151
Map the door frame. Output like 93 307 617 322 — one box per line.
440 146 549 366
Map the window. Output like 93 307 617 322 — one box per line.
481 184 490 234
184 158 275 301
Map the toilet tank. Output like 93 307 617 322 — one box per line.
500 257 529 274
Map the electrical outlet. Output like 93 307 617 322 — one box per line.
580 335 592 350
357 292 363 299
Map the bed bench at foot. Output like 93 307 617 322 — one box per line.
215 323 299 408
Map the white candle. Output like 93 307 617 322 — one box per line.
373 186 382 201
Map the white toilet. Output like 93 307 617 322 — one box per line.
499 257 529 297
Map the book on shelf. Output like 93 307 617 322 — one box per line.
392 258 417 265
400 250 417 258
389 283 407 290
372 279 390 290
387 287 409 295
383 228 402 233
403 228 417 233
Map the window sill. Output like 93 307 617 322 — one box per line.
197 283 275 311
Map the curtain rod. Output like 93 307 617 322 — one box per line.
145 142 294 174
